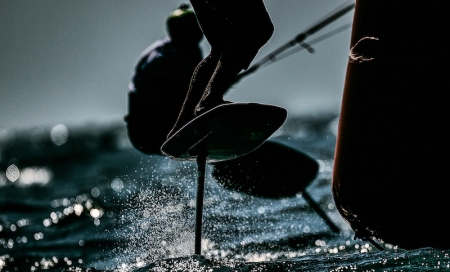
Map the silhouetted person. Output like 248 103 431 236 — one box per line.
167 0 274 138
125 4 203 154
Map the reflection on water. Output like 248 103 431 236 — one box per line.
0 115 449 271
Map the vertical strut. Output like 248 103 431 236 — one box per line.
301 189 341 234
194 150 208 255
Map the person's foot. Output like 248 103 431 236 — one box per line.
166 100 233 140
194 100 233 116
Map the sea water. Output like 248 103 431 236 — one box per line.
0 114 449 271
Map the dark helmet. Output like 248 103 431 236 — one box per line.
166 4 203 44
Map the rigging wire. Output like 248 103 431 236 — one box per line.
230 1 355 87
258 22 353 69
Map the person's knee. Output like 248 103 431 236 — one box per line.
244 18 274 49
219 18 273 70
257 19 274 46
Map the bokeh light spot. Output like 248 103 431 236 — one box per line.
329 117 340 136
17 167 53 187
111 178 124 192
296 124 317 141
6 164 20 182
74 204 83 216
50 124 69 146
91 187 100 198
0 171 6 186
43 219 52 227
90 209 100 218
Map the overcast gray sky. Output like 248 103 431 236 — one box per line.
0 0 354 130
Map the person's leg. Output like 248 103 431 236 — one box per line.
167 0 273 138
167 0 233 138
166 51 220 138
194 0 274 115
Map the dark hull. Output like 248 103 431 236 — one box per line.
332 1 450 249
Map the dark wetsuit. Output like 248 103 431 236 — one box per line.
126 36 202 154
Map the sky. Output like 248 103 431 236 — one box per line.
0 0 355 130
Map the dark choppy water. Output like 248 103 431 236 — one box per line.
1 114 449 271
